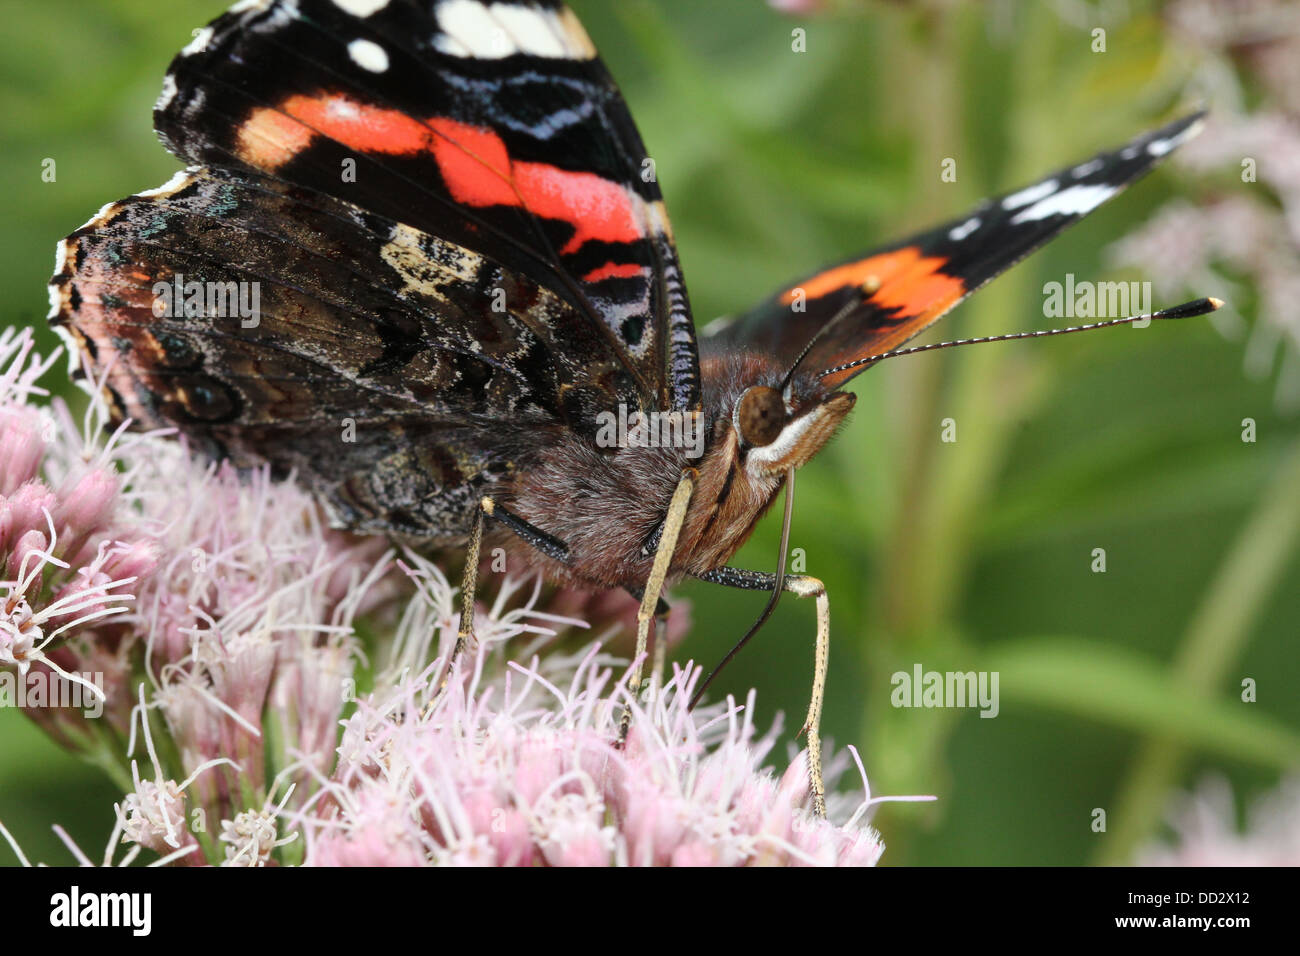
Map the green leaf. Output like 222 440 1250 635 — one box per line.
986 636 1300 767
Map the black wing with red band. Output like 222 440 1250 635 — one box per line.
707 112 1205 387
157 0 699 412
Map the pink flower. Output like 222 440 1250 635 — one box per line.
300 610 923 866
1 524 135 691
1138 775 1300 866
0 408 46 495
219 788 300 866
1 331 157 725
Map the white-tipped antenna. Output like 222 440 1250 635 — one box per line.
817 297 1224 380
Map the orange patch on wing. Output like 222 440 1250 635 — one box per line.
236 100 330 169
238 94 438 168
790 247 969 389
235 98 645 256
515 162 642 254
873 268 964 318
780 247 964 317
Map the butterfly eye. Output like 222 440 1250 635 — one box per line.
736 386 787 448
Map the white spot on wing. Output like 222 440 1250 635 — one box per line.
48 238 94 385
347 37 389 72
643 199 674 241
555 6 598 58
436 0 513 58
63 169 196 244
78 199 123 232
1146 118 1203 157
1071 158 1103 178
1009 183 1117 224
51 322 91 385
48 239 69 315
1002 178 1058 210
438 34 472 57
491 5 567 58
155 74 178 113
330 0 391 15
434 0 596 59
182 26 214 56
948 216 980 241
381 222 486 299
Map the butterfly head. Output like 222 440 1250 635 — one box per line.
667 362 854 574
732 382 855 478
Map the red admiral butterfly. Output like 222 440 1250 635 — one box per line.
48 0 1218 817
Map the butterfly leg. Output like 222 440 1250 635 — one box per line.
435 496 570 699
696 567 831 818
651 600 670 692
624 588 673 692
618 469 697 747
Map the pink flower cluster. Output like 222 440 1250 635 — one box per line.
0 327 917 867
302 647 899 867
1 329 156 743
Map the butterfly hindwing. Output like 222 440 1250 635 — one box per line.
708 112 1205 386
50 163 644 538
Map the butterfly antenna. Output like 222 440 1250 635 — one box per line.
816 297 1224 380
689 467 796 711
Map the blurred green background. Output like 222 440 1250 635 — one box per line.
2 0 1297 866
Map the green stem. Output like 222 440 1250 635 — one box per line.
874 3 1061 642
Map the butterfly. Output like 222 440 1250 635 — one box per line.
48 0 1216 817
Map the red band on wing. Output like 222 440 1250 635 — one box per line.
582 261 644 283
236 97 645 255
426 118 643 254
236 94 430 168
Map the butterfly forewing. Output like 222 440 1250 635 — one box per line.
156 0 699 411
708 112 1205 387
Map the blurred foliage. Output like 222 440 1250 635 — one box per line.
1 0 1296 866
